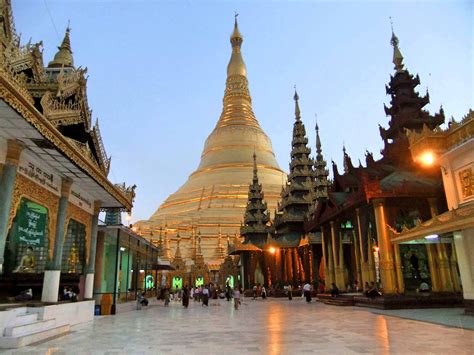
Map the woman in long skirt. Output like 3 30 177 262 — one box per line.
182 286 189 309
288 284 293 301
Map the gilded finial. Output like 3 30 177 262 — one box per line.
293 86 301 120
227 13 246 77
48 24 74 68
315 114 322 155
389 17 404 72
252 152 258 181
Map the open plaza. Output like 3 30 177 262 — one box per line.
0 0 472 353
1 299 473 354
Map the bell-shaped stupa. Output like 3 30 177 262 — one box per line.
136 17 286 267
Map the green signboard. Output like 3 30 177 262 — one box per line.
195 276 204 287
16 199 47 247
172 276 182 290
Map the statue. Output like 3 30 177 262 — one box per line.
13 246 35 273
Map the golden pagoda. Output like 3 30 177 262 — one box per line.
136 17 286 266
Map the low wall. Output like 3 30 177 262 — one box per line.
29 300 95 326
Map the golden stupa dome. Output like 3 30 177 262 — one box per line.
136 17 286 265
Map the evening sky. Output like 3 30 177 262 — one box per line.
15 0 472 223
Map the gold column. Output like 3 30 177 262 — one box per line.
330 221 345 290
367 235 376 283
372 199 397 294
436 243 454 292
282 249 287 282
426 244 441 292
321 227 333 290
292 248 300 281
326 242 335 290
286 249 293 282
355 208 368 288
449 245 461 292
425 198 442 292
308 247 314 283
392 243 404 293
352 230 362 290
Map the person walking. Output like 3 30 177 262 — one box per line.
182 285 189 309
287 284 293 301
233 285 241 310
303 282 312 303
252 284 257 300
202 285 210 306
164 287 170 306
261 286 267 300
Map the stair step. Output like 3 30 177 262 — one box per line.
10 313 39 327
0 324 70 349
4 318 56 337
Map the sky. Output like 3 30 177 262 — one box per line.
15 0 472 223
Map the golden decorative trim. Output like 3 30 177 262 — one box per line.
9 174 59 258
66 202 92 266
459 167 473 200
0 74 132 211
5 139 25 166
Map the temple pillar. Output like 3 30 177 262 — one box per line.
84 201 102 299
453 229 474 314
42 177 73 303
321 227 334 290
281 249 287 282
94 231 105 293
355 209 368 288
0 140 24 274
424 198 441 292
372 199 397 294
367 236 377 283
352 231 362 290
449 247 462 292
426 244 441 292
436 243 454 292
392 243 404 293
286 249 293 282
308 246 314 283
292 248 301 282
330 221 345 290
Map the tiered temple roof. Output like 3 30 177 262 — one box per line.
307 122 329 218
305 29 446 231
274 91 315 239
240 153 271 248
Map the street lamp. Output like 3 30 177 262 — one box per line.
418 150 436 167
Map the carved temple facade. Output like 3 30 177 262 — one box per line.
235 26 472 306
0 0 134 304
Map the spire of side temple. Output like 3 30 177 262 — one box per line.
274 92 314 237
48 25 74 68
241 153 270 247
161 226 172 261
173 233 182 260
313 121 329 200
390 19 404 72
294 88 301 121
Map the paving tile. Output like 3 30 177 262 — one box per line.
4 299 473 354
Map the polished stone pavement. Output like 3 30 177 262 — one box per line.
1 298 473 354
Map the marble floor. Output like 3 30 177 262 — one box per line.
1 298 473 354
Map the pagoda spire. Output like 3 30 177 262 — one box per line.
173 233 182 260
48 25 74 68
274 91 315 237
161 226 172 261
294 88 301 121
217 15 259 129
196 231 203 257
380 22 444 165
313 121 329 200
390 19 404 72
241 153 270 247
215 225 226 259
